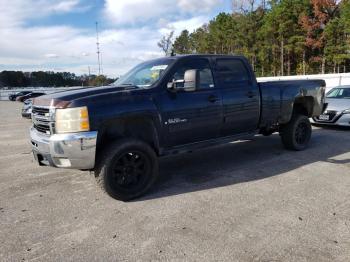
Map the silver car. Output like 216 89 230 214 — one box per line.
21 99 33 118
311 86 350 127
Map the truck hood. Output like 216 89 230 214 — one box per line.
33 86 139 108
326 98 350 112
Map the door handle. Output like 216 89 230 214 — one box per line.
246 91 255 98
208 95 219 103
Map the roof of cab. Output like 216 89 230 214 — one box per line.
148 54 247 63
171 54 245 59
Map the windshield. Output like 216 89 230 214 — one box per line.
327 88 350 99
114 59 173 88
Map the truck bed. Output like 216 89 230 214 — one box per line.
258 79 326 127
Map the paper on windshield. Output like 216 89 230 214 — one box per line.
151 65 168 71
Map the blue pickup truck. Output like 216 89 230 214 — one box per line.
30 55 326 200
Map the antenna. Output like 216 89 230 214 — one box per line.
95 22 102 75
100 52 104 75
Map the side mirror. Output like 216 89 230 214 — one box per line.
183 69 199 92
167 69 199 92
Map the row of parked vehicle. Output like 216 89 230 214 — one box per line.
9 91 46 102
8 91 46 119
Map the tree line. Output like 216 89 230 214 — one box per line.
0 71 116 88
165 0 350 77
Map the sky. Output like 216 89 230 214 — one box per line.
0 0 232 77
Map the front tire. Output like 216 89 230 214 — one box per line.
94 138 159 201
280 114 312 151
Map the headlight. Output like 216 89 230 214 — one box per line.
343 109 350 114
55 106 90 134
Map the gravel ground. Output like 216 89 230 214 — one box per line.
0 101 349 262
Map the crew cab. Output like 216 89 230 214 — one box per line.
30 55 326 200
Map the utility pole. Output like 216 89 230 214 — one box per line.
96 22 101 75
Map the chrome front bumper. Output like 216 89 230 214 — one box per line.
30 127 98 169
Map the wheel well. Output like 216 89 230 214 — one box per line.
97 117 160 155
293 97 314 117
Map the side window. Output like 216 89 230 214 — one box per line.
199 68 214 89
216 59 250 87
171 59 214 90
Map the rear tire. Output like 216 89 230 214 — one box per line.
280 114 312 151
94 138 158 201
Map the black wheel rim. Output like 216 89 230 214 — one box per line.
295 122 309 145
110 151 150 191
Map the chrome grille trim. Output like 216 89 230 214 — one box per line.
32 106 54 135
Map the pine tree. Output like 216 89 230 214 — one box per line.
170 0 350 76
173 30 192 54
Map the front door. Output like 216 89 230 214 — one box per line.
160 58 223 147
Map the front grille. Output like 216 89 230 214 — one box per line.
34 123 50 134
32 106 52 134
32 107 50 117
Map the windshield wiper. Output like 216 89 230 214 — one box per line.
116 83 146 89
119 83 137 87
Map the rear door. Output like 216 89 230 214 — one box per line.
160 58 223 147
214 58 260 136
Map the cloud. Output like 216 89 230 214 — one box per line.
0 23 164 76
44 54 60 58
0 0 231 77
178 0 223 12
104 0 172 25
0 0 169 77
104 0 223 25
0 0 88 27
51 0 81 12
160 16 210 35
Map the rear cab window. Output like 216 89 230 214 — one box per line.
215 58 250 88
